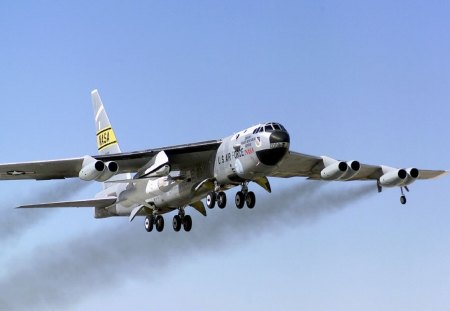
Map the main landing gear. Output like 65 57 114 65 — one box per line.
144 210 193 233
206 182 256 210
172 209 192 232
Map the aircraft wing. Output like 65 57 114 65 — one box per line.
0 140 222 181
96 139 222 172
270 151 448 180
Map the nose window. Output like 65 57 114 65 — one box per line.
264 125 274 132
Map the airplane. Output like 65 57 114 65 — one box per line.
1 90 447 233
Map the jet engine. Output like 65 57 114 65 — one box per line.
79 156 119 182
79 158 105 181
95 161 119 182
320 158 361 181
379 168 419 187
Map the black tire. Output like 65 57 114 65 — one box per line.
206 192 216 209
172 215 182 232
400 195 407 205
217 192 227 209
235 191 245 209
246 191 256 209
155 215 164 232
183 215 192 232
145 216 154 232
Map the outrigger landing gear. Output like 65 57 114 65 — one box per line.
377 181 409 205
172 209 193 232
235 182 256 209
400 186 409 205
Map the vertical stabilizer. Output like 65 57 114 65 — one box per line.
91 89 131 187
92 89 121 155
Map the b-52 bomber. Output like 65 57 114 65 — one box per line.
2 90 447 232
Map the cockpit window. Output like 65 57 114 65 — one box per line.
263 122 287 132
264 125 274 132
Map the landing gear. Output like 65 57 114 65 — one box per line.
183 215 192 232
155 215 164 232
206 192 216 209
235 191 245 209
207 191 227 209
246 191 256 209
172 215 182 232
400 186 409 205
145 215 154 232
235 183 256 209
217 192 227 209
378 181 410 205
400 195 407 205
172 209 193 232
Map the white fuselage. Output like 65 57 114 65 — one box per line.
94 123 290 218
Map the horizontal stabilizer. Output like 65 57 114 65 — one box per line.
17 197 117 209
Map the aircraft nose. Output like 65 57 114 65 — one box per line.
256 130 290 166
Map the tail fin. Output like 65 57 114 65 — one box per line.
91 89 131 187
91 89 121 155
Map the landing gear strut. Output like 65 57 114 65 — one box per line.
400 186 409 205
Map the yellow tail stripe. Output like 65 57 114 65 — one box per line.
96 127 118 151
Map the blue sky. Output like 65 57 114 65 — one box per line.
1 1 450 310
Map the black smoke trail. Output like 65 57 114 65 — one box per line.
0 182 375 310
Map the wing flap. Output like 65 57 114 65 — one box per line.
17 197 117 209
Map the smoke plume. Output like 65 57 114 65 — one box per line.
0 179 87 243
0 182 375 310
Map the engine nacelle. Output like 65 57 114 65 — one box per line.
321 161 348 180
79 159 105 181
95 161 119 182
379 168 419 187
340 160 361 180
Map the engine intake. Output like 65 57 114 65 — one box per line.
95 161 120 182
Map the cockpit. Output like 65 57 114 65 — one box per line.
252 122 287 134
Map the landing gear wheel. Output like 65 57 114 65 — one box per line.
400 195 407 205
145 216 154 232
183 215 192 232
172 215 182 232
217 192 227 209
235 191 245 209
206 192 216 209
246 191 256 209
155 215 164 232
